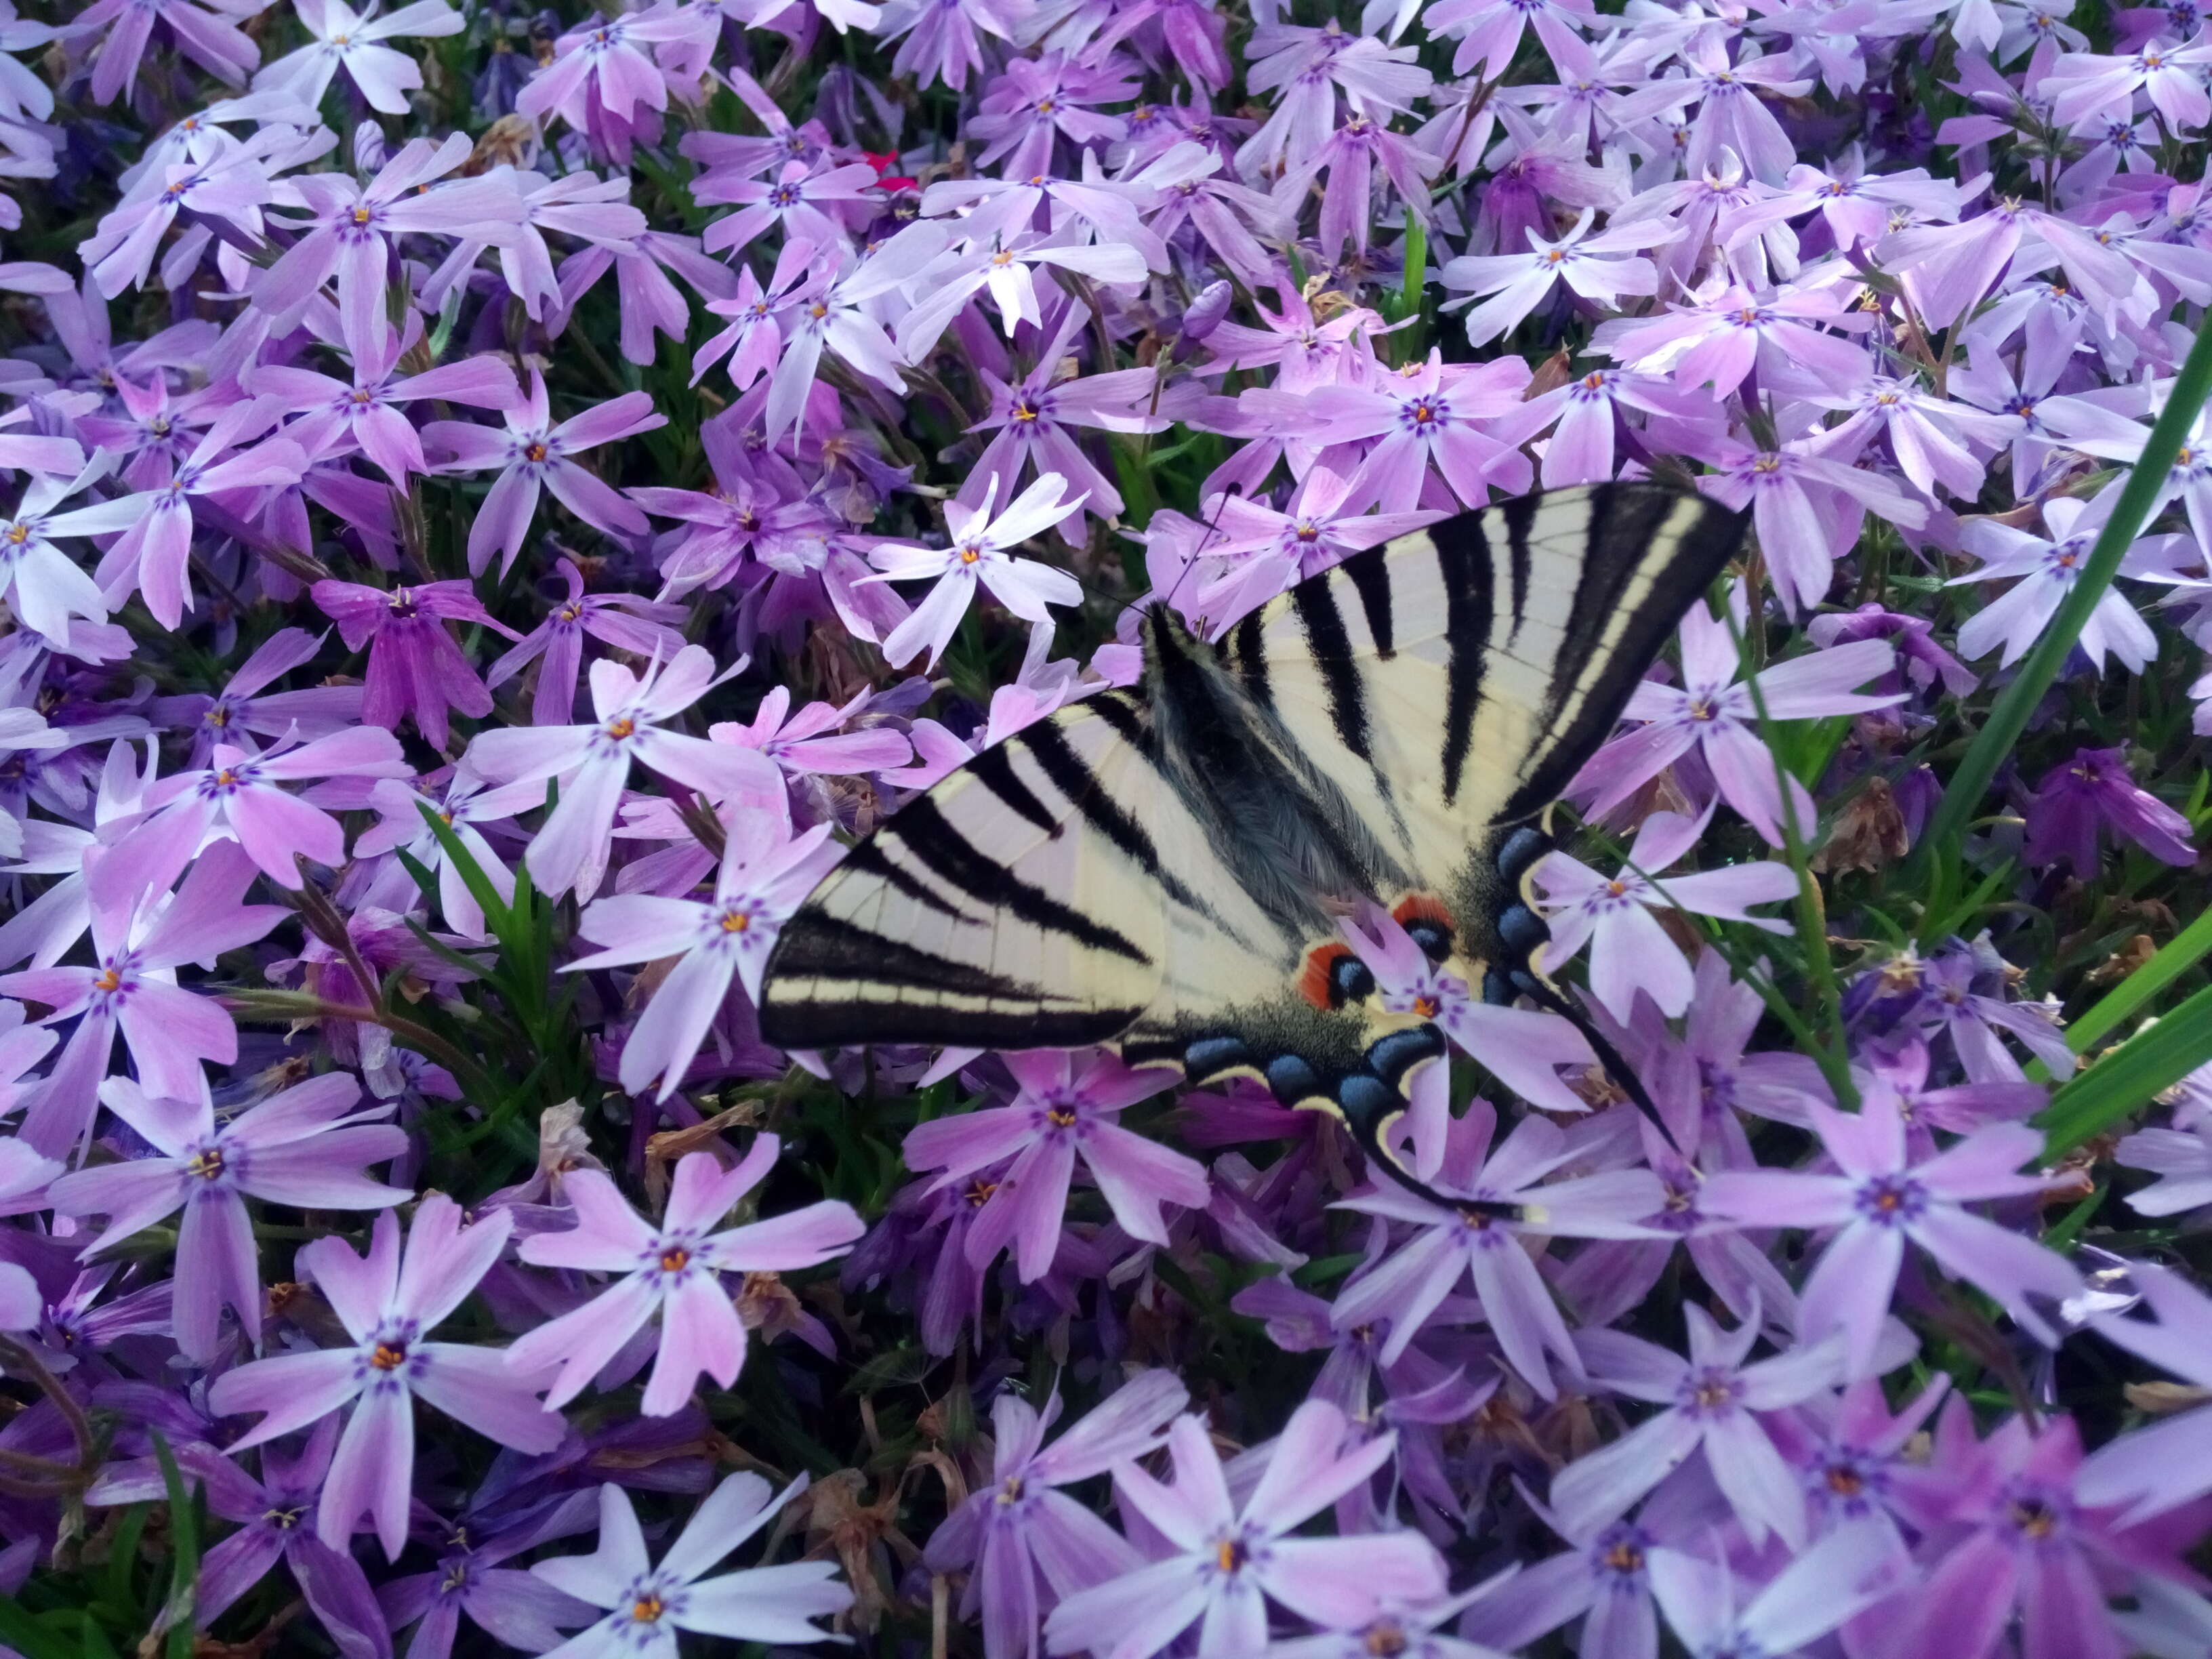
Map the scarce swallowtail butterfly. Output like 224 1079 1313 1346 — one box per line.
758 482 1749 1210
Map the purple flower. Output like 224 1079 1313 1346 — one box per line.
99 725 413 901
1950 492 2167 672
68 0 259 106
463 644 775 901
1191 468 1443 627
2113 1118 2212 1216
708 687 914 784
697 157 880 258
251 331 519 482
530 1474 851 1656
961 312 1168 535
47 1073 407 1359
878 0 1023 90
0 459 124 651
1044 1402 1450 1657
485 558 688 728
255 136 523 363
2023 745 2196 872
568 811 840 1094
1333 1098 1662 1397
312 578 519 751
1307 352 1539 512
206 1196 566 1560
1553 1306 1845 1549
506 1143 863 1415
1532 804 1798 1021
1689 436 1929 616
1423 0 1592 76
91 1424 393 1659
1574 590 1903 845
1702 1077 2078 1377
1895 1406 2197 1659
1332 907 1596 1120
65 401 308 630
424 369 666 577
1650 1522 1908 1659
151 627 364 766
1603 283 1871 401
378 1503 599 1659
0 842 287 1159
516 7 716 164
924 1372 1188 1659
1440 210 1671 346
904 1050 1208 1282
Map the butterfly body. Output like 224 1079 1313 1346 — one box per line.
760 483 1748 1195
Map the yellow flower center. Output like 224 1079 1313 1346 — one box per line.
371 1341 408 1370
605 716 636 739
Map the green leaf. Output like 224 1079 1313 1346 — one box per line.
0 1600 73 1659
2036 979 2212 1156
1918 316 2212 861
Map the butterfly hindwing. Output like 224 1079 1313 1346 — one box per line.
758 688 1312 1050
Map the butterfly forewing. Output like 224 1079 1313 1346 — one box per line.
1225 484 1743 962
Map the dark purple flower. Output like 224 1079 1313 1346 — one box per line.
312 577 521 750
2023 745 2196 873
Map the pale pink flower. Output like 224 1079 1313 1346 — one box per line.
253 0 462 112
1533 805 1798 1021
866 474 1087 670
507 1143 863 1414
567 812 841 1097
1574 590 1903 845
205 1197 565 1560
464 645 779 901
424 368 665 577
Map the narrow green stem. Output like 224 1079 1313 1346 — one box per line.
1728 611 1858 1107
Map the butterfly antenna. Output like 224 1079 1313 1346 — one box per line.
1142 480 1245 634
1514 973 1689 1160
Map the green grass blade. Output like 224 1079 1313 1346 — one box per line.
2066 905 2212 1054
152 1433 198 1659
413 804 512 935
2036 979 2212 1156
1918 320 2212 861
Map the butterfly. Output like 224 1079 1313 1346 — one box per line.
758 482 1748 1206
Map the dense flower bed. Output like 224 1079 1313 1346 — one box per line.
0 0 2209 1654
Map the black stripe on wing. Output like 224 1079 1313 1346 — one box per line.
1292 579 1374 766
1435 511 1498 808
1504 487 1746 819
1342 552 1395 659
881 796 1152 965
